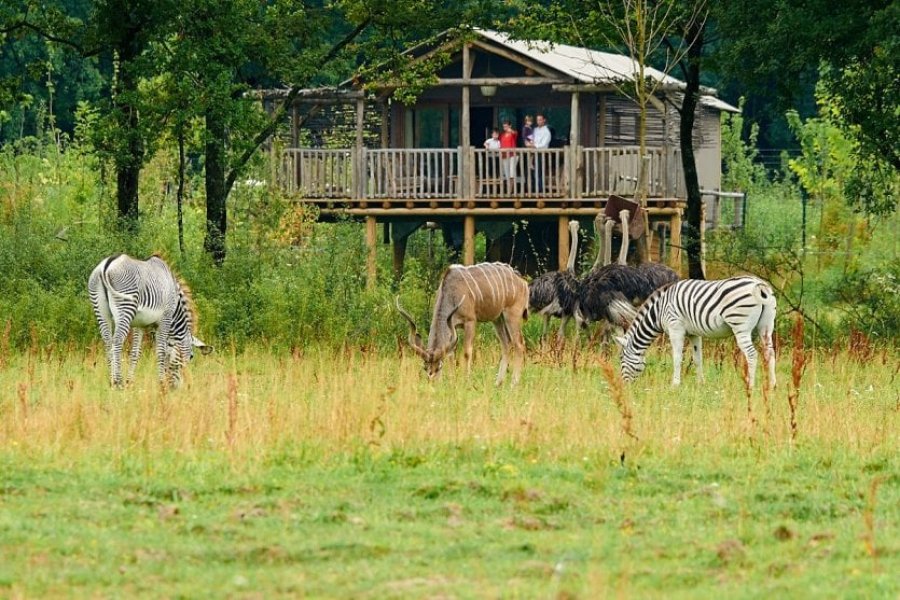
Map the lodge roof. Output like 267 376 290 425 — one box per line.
262 28 739 113
472 29 739 113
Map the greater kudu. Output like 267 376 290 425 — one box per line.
397 262 529 385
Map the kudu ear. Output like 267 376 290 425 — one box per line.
446 296 465 328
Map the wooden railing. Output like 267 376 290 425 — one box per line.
278 145 682 202
472 148 566 199
366 148 459 199
581 146 680 198
281 149 355 198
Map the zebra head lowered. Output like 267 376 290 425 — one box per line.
88 254 213 389
396 262 529 385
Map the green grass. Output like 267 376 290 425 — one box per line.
0 345 897 598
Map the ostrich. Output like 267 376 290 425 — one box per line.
593 207 633 270
577 209 679 331
528 220 582 342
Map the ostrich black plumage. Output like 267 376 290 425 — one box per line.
528 220 582 340
578 262 680 327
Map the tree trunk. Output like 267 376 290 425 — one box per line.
177 126 186 258
679 21 705 279
204 109 227 265
114 67 142 230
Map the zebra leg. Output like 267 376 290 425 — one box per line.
668 328 686 386
690 335 704 383
760 329 776 390
155 317 174 387
126 328 144 384
109 310 137 388
757 307 777 390
734 331 759 389
90 295 114 375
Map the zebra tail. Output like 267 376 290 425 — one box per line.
751 281 777 307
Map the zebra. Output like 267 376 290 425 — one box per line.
88 254 212 388
615 276 777 389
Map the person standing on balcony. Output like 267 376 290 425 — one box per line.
500 120 518 194
483 128 501 186
531 114 552 192
483 128 501 150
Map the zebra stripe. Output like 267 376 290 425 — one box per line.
88 254 210 389
619 276 776 389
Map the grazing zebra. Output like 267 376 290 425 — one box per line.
616 276 777 389
88 254 212 388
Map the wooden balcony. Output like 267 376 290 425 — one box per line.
277 145 684 216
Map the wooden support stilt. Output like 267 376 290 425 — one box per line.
558 215 570 271
392 234 407 283
463 216 476 265
366 216 377 289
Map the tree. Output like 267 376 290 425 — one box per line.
583 0 706 264
3 0 176 229
715 0 898 214
164 0 490 264
669 12 706 278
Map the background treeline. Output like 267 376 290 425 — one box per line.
0 0 897 351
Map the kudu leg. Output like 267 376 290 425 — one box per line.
503 309 526 386
463 321 477 377
493 318 511 385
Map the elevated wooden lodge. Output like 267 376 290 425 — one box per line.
265 29 739 283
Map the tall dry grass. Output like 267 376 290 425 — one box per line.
0 342 896 467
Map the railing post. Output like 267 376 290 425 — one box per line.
467 146 476 207
358 147 368 206
455 146 464 206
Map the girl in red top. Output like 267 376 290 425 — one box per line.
500 120 518 193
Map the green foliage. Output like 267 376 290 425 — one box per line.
824 261 900 340
785 99 857 207
720 99 767 193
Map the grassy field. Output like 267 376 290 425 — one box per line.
0 340 897 598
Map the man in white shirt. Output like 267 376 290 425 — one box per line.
530 114 551 192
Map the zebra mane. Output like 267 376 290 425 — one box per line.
628 280 674 329
173 275 199 334
150 252 199 334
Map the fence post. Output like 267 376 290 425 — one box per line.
733 191 745 229
366 216 377 290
